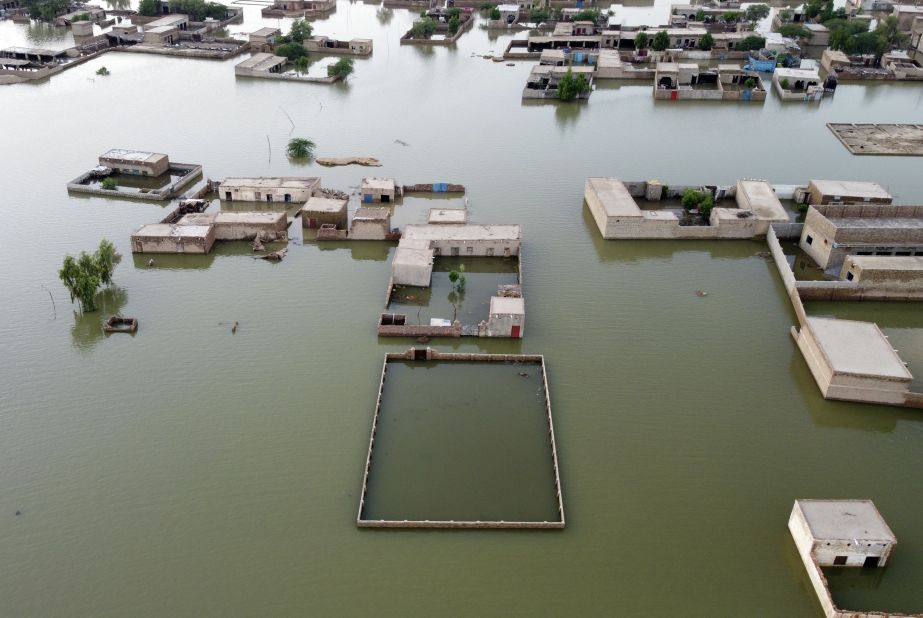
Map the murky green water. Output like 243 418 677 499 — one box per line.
1 0 922 615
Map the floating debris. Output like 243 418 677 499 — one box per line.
518 372 529 377
695 290 708 297
147 258 154 266
394 139 410 147
416 336 429 343
252 233 265 252
255 248 287 261
316 157 381 167
318 188 349 200
755 251 771 259
231 321 238 334
103 315 138 333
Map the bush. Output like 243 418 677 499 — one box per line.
478 1 495 10
446 6 461 18
634 31 649 50
694 9 704 21
557 69 590 101
276 42 307 60
96 66 110 76
101 177 117 190
745 4 769 22
736 35 765 51
327 57 354 78
287 137 316 159
698 32 714 50
572 8 600 22
721 10 741 22
448 14 460 34
743 76 756 89
652 30 670 51
528 7 550 21
699 195 715 220
58 239 120 313
780 77 790 89
778 24 812 40
289 18 313 44
168 0 227 21
489 7 500 20
681 189 706 212
137 0 161 15
410 17 438 38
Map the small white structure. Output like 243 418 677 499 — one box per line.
788 500 905 618
791 317 914 406
773 67 824 101
361 177 397 203
486 296 525 338
391 239 435 286
99 149 170 176
301 196 347 229
428 208 467 224
497 3 519 26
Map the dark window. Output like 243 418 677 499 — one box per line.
833 556 847 566
864 556 880 568
806 235 813 245
846 272 854 281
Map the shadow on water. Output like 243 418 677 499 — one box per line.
312 240 392 261
132 253 216 270
376 6 394 24
70 286 129 351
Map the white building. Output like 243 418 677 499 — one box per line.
219 177 320 203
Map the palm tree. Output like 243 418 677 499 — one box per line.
287 138 316 159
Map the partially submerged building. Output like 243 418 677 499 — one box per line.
350 207 392 240
261 0 336 18
798 204 923 272
773 67 824 101
178 211 289 240
584 177 788 240
653 62 765 101
791 317 916 406
304 36 373 56
300 196 348 229
788 499 910 618
219 177 320 203
803 180 893 206
249 27 281 52
234 52 341 83
130 223 216 254
523 64 594 99
99 149 170 176
361 177 398 203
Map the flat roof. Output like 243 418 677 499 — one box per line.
354 207 390 220
403 224 521 242
809 180 891 200
177 213 216 226
146 14 188 27
497 3 519 9
214 212 285 224
100 149 167 164
490 296 525 315
361 177 396 191
2 46 66 56
219 176 320 189
393 246 434 268
301 197 347 213
825 216 923 230
804 23 829 32
775 67 820 78
585 178 642 218
847 255 923 271
133 223 211 239
738 180 787 221
806 317 913 380
235 53 286 71
251 27 281 37
796 500 897 542
146 25 177 33
428 208 467 224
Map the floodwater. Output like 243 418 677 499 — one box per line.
363 361 558 523
1 0 923 615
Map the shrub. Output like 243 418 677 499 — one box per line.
276 42 307 60
101 177 117 190
448 14 460 34
478 1 495 10
410 17 438 38
780 77 790 89
721 10 741 22
489 7 500 20
736 35 765 51
96 66 110 76
137 0 161 16
698 32 714 50
744 4 769 22
694 9 704 21
635 31 649 50
327 57 354 78
743 76 756 89
652 30 670 51
528 7 550 21
778 24 812 40
168 0 227 21
287 137 316 159
572 8 600 22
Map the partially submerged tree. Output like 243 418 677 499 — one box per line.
875 15 909 49
168 0 228 21
448 14 460 34
327 57 354 79
557 69 590 101
101 177 117 190
652 30 670 51
58 240 120 313
293 56 309 75
288 18 313 43
286 137 316 159
276 42 307 60
410 17 438 38
96 66 110 76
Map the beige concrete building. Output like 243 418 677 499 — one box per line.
391 238 435 286
301 197 347 229
143 25 179 45
178 211 288 240
773 67 823 101
486 296 525 338
234 53 286 77
798 204 923 272
788 500 906 618
401 224 521 257
219 177 320 203
304 36 373 56
791 317 914 406
131 223 215 254
361 177 397 203
350 207 391 240
249 27 281 50
806 180 892 206
428 208 467 224
653 63 766 102
584 177 787 240
99 149 170 176
840 255 923 288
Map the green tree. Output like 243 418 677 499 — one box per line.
96 66 110 76
448 14 460 34
721 10 741 22
289 18 313 44
736 35 765 51
845 31 888 57
572 8 600 22
875 15 909 49
327 57 354 78
634 31 649 50
137 0 161 16
778 24 812 40
745 3 769 22
479 2 495 10
652 30 670 51
101 177 117 190
410 17 438 38
276 42 307 60
681 189 706 212
446 6 461 18
699 195 715 220
58 240 120 313
24 0 67 21
489 7 500 19
286 137 316 159
528 7 550 21
168 0 227 21
293 56 308 75
556 69 590 101
694 9 705 21
698 32 714 50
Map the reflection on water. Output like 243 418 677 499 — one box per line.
69 286 129 351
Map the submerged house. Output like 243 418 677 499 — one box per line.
653 62 765 101
304 36 373 56
218 177 320 203
261 0 336 18
98 149 170 176
523 64 594 99
773 67 824 101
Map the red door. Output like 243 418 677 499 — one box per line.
671 90 678 100
511 325 521 338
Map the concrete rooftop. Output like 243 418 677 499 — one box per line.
428 208 467 224
796 499 897 542
133 223 211 239
738 180 787 221
847 255 923 271
220 177 320 189
806 317 913 380
302 197 347 213
403 224 521 242
490 296 525 315
585 178 642 218
810 180 891 200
